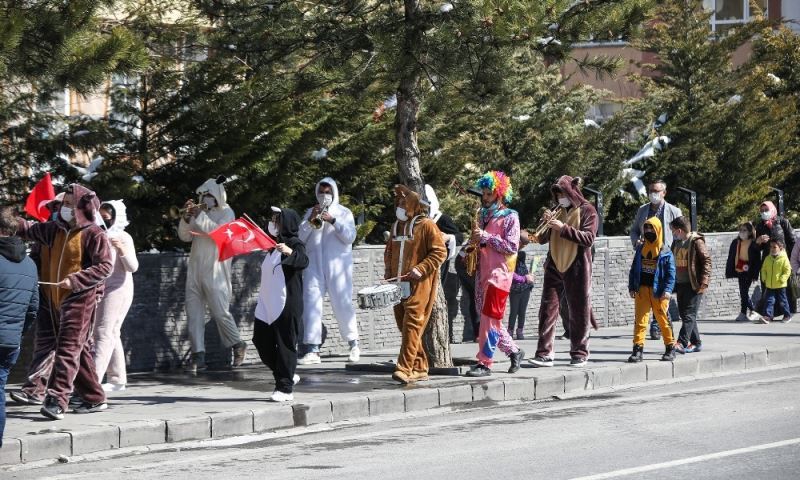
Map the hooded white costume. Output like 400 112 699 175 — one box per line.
94 200 139 388
298 177 359 351
178 178 242 355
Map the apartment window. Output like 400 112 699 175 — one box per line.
703 0 768 33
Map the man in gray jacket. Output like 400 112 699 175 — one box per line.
630 180 683 339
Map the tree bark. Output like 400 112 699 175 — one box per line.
393 0 453 369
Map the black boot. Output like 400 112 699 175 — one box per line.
508 349 525 373
661 344 676 362
627 344 644 363
649 321 661 341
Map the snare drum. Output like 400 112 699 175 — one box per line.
357 284 402 310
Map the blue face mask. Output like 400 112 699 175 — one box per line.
481 201 499 218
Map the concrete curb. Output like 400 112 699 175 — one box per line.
3 346 799 466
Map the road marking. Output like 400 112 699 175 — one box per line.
570 437 800 480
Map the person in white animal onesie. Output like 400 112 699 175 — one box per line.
178 176 247 372
297 177 360 364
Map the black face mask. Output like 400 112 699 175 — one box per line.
643 231 657 243
103 218 113 228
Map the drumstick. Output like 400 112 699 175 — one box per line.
382 276 404 283
38 281 61 286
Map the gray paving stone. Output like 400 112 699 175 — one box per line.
503 379 536 401
721 351 746 372
166 416 211 443
471 381 504 402
592 366 622 389
252 406 295 432
0 438 21 465
119 420 167 448
331 396 370 421
564 371 590 393
20 432 71 463
673 358 699 378
438 385 473 406
535 375 565 399
404 389 440 411
619 363 647 385
368 392 405 416
767 346 791 365
745 349 768 370
789 345 800 364
696 354 723 374
646 361 673 381
211 411 254 438
292 400 332 426
69 426 120 455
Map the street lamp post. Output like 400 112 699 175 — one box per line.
676 187 698 231
770 187 785 217
584 186 604 237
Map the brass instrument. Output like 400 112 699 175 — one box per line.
450 180 482 276
530 205 565 241
309 203 330 229
169 201 208 220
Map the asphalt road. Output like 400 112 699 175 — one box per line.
7 367 800 480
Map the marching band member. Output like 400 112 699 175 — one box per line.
298 178 360 365
384 185 446 384
178 176 247 373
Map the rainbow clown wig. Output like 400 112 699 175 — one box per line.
475 170 513 204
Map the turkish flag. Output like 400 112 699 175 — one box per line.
208 216 276 261
24 173 56 222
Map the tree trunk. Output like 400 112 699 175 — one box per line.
393 0 452 369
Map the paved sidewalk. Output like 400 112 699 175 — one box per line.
3 320 800 466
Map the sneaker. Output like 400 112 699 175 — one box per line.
754 315 770 324
9 390 43 405
392 370 412 384
569 357 588 367
692 343 703 353
627 344 644 363
68 394 84 407
783 315 793 324
747 311 762 322
465 364 492 377
529 356 554 368
232 341 248 367
348 346 360 363
661 345 677 362
684 343 703 353
516 329 525 341
649 322 661 341
40 397 65 420
297 352 322 365
73 402 108 414
508 349 525 374
735 312 749 322
293 374 300 385
102 383 126 392
269 390 294 402
674 343 687 354
184 352 207 373
410 370 429 382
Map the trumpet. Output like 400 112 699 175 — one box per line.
169 201 208 219
309 203 329 229
530 205 565 240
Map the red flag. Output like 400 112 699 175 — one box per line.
208 216 276 261
25 173 56 222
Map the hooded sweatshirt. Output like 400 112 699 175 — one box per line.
0 236 39 348
629 217 676 298
101 200 139 291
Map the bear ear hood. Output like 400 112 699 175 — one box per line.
69 183 102 228
394 184 424 218
551 175 588 207
196 176 228 208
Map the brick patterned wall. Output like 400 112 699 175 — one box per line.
122 231 794 371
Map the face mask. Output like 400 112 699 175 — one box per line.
772 251 780 257
60 207 74 223
203 196 217 209
318 193 333 207
103 218 113 229
268 221 279 237
760 212 771 221
396 207 408 221
649 192 662 204
643 232 657 243
672 231 682 241
558 197 571 208
739 232 748 240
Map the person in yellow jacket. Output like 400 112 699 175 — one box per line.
758 239 793 323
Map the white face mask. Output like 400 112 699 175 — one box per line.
649 192 662 205
268 221 279 237
396 207 408 221
760 211 771 221
318 193 333 207
558 197 571 208
739 232 749 241
60 206 74 223
203 196 217 209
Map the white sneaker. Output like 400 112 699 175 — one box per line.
348 346 360 363
293 374 300 385
269 390 294 402
297 352 322 365
734 312 749 322
101 383 126 392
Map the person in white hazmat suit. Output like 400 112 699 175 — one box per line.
297 177 360 364
178 176 248 373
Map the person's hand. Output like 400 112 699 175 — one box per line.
57 277 72 291
470 228 483 244
321 212 334 223
756 234 770 245
629 290 636 299
636 238 644 247
406 268 423 281
310 205 321 218
110 238 124 252
276 243 293 255
525 274 535 284
548 218 564 231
